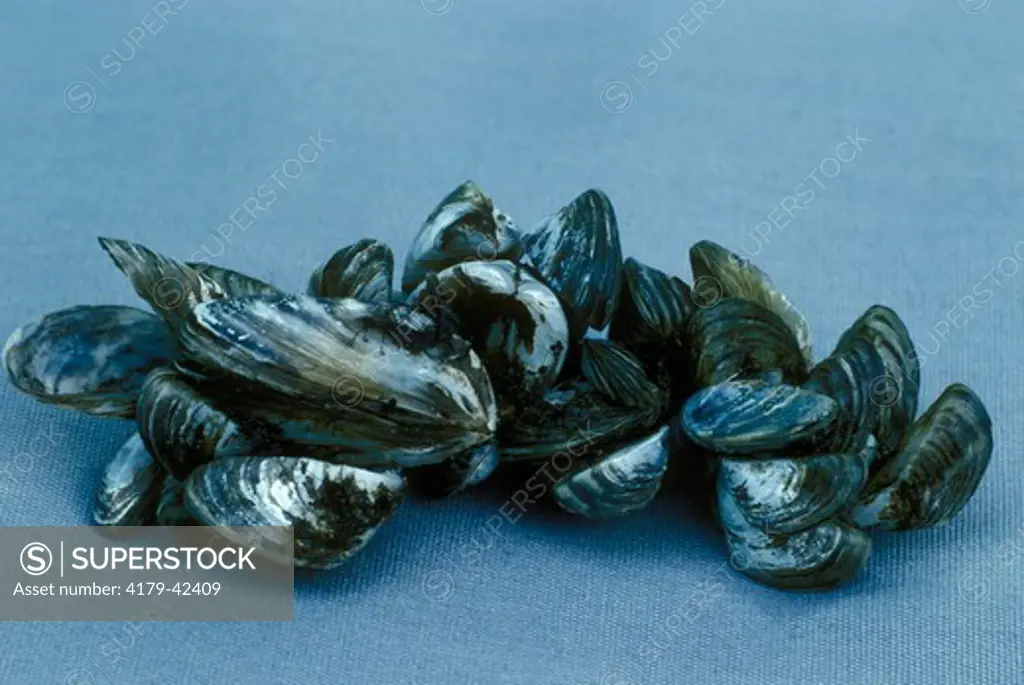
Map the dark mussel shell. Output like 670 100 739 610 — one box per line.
93 432 163 526
177 294 497 467
186 262 280 298
689 240 812 365
719 481 870 591
579 339 663 410
608 257 692 347
499 379 662 463
185 456 405 569
406 260 569 400
722 510 871 591
835 305 920 456
136 368 265 481
681 379 839 456
525 189 623 331
685 298 806 389
851 383 993 531
401 181 521 293
803 336 887 452
717 435 876 535
3 305 176 417
99 238 227 331
552 426 669 519
308 239 393 303
407 441 500 497
155 476 197 526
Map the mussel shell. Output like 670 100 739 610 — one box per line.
99 238 226 331
609 257 692 347
851 383 993 530
3 305 176 417
723 517 871 591
93 433 163 526
719 482 870 590
525 189 623 331
406 260 569 400
803 337 886 452
185 456 405 569
681 379 839 456
835 305 920 456
499 379 661 463
685 298 806 389
155 476 197 525
579 339 662 410
177 295 498 467
407 441 500 497
553 426 669 519
717 435 876 535
136 368 262 480
307 239 393 303
401 181 521 293
689 240 812 365
186 262 280 298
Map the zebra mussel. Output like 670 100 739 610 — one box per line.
2 183 993 589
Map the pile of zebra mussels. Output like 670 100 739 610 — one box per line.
2 182 993 589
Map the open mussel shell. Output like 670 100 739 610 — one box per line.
835 305 920 456
608 257 692 347
406 260 569 400
308 238 393 303
93 432 163 526
851 383 993 531
408 441 499 497
689 240 812 365
156 476 197 526
99 238 227 331
136 368 262 481
177 294 498 467
499 379 661 463
185 456 405 569
803 336 886 452
401 180 521 293
681 379 839 456
3 305 176 417
525 189 623 331
579 339 662 410
685 298 806 389
553 426 669 519
717 435 876 535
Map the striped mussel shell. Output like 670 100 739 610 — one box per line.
175 294 498 468
851 384 992 531
524 189 623 333
3 305 176 418
308 238 393 303
401 181 521 294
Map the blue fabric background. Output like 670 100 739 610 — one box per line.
1 1 1021 683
